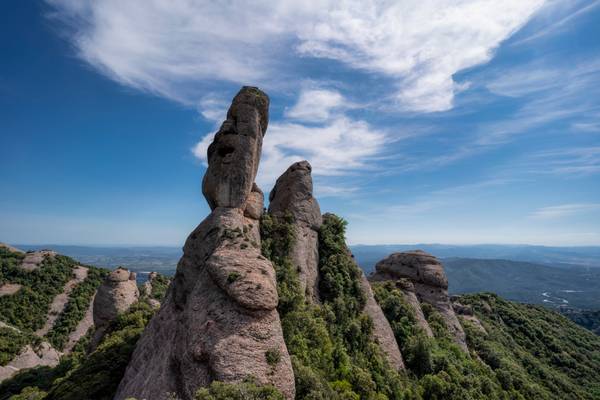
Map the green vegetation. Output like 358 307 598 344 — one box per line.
45 267 108 351
0 248 75 332
374 281 600 399
0 328 40 366
0 302 155 400
195 378 285 400
560 308 600 335
261 212 409 400
148 273 170 301
44 302 155 400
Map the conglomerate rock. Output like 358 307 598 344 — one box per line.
115 87 294 400
372 250 468 351
268 161 322 301
90 267 139 349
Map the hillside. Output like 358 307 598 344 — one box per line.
1 88 599 400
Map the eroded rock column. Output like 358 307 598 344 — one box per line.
115 87 295 400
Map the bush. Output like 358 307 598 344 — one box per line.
195 378 285 400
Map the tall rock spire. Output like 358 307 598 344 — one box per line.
268 161 322 301
115 87 295 400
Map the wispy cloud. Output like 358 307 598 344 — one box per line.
529 203 600 220
524 146 600 176
46 0 544 113
511 0 600 45
285 88 345 122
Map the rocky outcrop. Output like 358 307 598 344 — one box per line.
268 161 322 302
384 278 434 338
36 266 89 337
359 272 405 370
0 342 60 382
371 251 467 351
0 283 22 297
0 243 24 254
91 267 139 348
116 87 294 400
452 298 487 334
19 250 57 272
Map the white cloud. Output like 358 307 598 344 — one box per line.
47 0 544 113
193 116 387 190
529 203 600 220
285 88 345 122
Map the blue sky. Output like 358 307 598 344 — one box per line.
1 1 599 246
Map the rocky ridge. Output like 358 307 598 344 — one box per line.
370 250 468 351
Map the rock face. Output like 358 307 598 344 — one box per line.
202 87 269 210
0 342 60 382
91 267 139 348
116 87 295 400
268 161 322 301
19 250 57 272
359 272 405 370
371 251 467 351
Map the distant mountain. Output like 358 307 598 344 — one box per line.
442 258 600 309
351 243 600 269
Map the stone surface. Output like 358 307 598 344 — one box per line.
63 294 95 354
268 161 322 301
36 266 88 337
359 272 405 370
0 283 22 297
19 250 57 272
202 87 269 210
372 251 467 351
91 267 139 348
0 243 24 254
0 342 60 382
116 88 294 400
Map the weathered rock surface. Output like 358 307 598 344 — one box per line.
116 87 294 400
359 272 405 370
63 294 96 353
0 243 24 254
372 251 467 351
91 267 139 348
19 250 57 272
268 161 322 301
202 87 269 210
36 266 89 337
376 278 434 338
452 299 487 334
0 342 60 382
0 283 22 297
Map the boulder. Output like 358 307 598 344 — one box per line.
19 250 57 272
268 161 322 301
91 267 139 348
372 251 467 351
115 88 294 400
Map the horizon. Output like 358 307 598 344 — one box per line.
1 1 599 246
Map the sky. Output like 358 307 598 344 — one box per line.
1 0 599 246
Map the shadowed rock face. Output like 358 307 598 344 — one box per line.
372 251 467 351
116 87 294 400
91 267 139 349
202 87 269 210
268 161 322 301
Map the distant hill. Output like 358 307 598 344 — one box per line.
442 258 600 309
351 243 600 269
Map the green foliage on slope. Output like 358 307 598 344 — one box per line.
45 267 108 351
0 248 74 332
461 293 600 399
261 212 410 400
374 281 600 399
0 328 39 366
195 378 285 400
147 273 170 301
44 302 155 400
